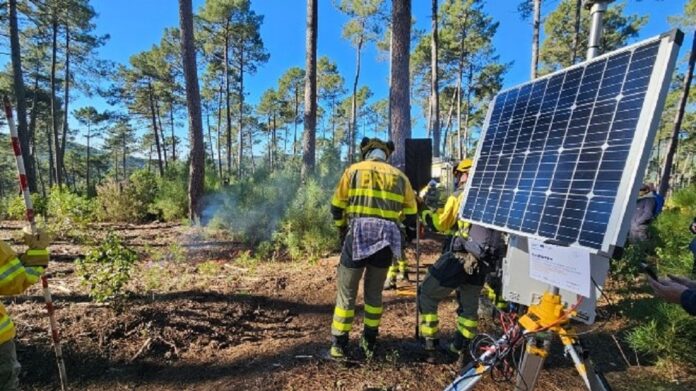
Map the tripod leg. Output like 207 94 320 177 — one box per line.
562 334 613 391
415 218 421 340
515 335 551 391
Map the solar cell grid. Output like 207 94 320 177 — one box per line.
460 34 679 251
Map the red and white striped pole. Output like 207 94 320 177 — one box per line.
3 96 68 390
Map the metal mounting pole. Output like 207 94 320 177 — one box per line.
585 0 614 60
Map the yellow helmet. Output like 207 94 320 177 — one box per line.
360 137 394 159
455 159 473 173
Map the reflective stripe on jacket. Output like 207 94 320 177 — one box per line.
0 242 45 344
331 159 417 225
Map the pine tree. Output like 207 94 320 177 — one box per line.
337 0 385 162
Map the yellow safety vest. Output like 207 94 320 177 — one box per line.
331 159 418 227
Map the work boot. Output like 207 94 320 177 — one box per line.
360 330 378 359
422 337 441 363
448 332 465 355
330 335 349 361
449 334 473 369
423 337 439 352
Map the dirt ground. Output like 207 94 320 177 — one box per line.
0 221 694 391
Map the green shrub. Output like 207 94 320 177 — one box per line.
276 179 337 261
47 186 94 224
627 185 696 368
627 300 696 366
152 164 188 222
76 233 138 303
2 193 48 220
95 170 160 223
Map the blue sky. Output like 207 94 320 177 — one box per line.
78 0 686 149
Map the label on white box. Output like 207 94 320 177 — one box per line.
528 240 592 298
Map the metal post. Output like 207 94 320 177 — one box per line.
585 0 613 60
415 217 421 339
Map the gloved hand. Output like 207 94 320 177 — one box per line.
22 226 51 250
461 253 480 276
20 227 50 268
20 250 49 268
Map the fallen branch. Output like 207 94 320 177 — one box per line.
611 334 631 368
130 337 153 362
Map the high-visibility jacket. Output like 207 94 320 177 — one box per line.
423 189 470 236
331 159 418 227
0 242 45 345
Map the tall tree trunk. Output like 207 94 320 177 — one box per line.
349 35 364 163
441 87 458 157
430 0 440 158
530 0 541 79
8 0 36 192
293 87 299 155
331 99 336 145
456 47 464 160
272 113 277 171
148 81 164 176
122 132 127 181
390 0 412 169
571 0 581 64
28 65 39 159
170 103 178 161
659 32 696 196
237 46 245 178
86 127 91 195
463 64 473 158
216 76 224 178
224 22 232 176
60 24 70 177
206 107 213 164
248 129 255 174
50 16 62 186
179 0 205 219
45 125 54 188
267 116 273 169
302 0 318 178
155 98 168 168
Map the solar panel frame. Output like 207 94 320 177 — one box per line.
459 30 682 254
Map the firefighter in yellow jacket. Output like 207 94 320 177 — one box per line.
0 228 49 390
329 137 418 359
417 160 506 362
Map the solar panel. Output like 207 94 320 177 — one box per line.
460 31 683 253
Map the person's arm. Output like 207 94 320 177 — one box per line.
634 198 656 225
331 169 351 229
437 195 458 233
0 241 45 296
402 178 418 242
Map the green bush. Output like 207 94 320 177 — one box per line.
47 186 95 224
1 193 48 220
95 170 160 223
627 300 696 366
627 185 696 367
152 164 188 222
276 179 337 261
76 233 138 303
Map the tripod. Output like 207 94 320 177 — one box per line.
444 289 611 391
